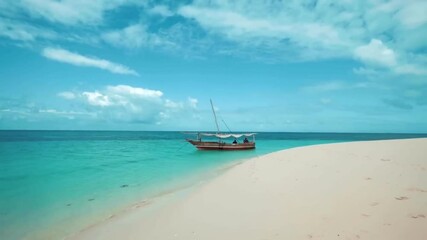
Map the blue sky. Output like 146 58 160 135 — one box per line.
0 0 426 132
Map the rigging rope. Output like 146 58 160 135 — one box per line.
221 119 232 133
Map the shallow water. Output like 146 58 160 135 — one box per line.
0 131 425 239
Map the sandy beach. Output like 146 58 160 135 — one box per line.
69 138 427 240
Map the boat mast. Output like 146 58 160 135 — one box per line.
210 99 220 134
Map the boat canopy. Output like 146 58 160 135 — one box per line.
199 133 256 139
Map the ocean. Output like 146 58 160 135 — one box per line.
0 131 425 239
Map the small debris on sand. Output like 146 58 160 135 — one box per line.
395 196 409 200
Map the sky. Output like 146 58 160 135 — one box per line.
0 0 426 133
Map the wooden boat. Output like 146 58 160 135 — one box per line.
186 133 256 150
186 100 256 150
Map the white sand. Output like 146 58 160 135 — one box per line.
69 138 427 240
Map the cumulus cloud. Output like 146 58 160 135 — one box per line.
354 39 427 76
60 85 198 124
82 91 112 107
354 39 397 67
79 85 164 111
396 1 427 29
42 47 139 75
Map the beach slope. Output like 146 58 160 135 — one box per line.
71 138 427 240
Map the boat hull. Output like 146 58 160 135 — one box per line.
186 139 255 150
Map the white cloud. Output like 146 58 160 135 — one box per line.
302 81 372 93
396 1 427 29
106 85 163 99
149 5 173 17
303 81 346 92
80 85 164 108
164 99 183 110
354 39 427 76
42 47 138 76
80 86 165 123
102 24 174 49
102 24 148 49
178 5 347 59
172 0 426 75
38 109 93 119
60 85 199 124
188 97 198 109
395 64 427 76
0 18 57 41
2 0 426 78
82 91 112 107
354 39 397 67
353 67 382 77
17 0 138 26
175 1 372 61
58 91 76 99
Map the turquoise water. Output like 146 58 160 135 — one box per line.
1 131 426 239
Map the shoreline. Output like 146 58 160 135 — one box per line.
63 160 252 239
56 159 247 240
69 138 427 240
30 159 248 240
